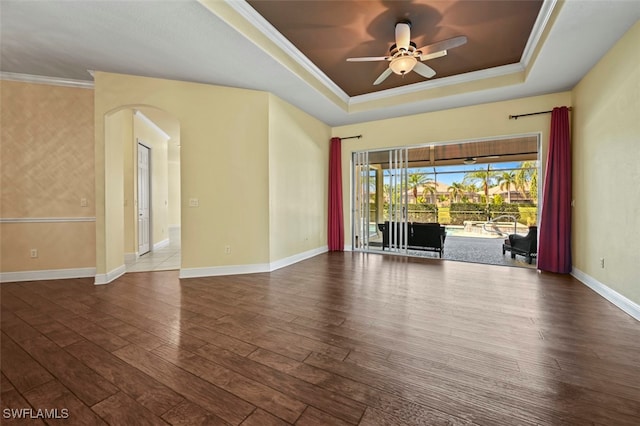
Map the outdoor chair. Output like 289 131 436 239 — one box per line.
409 223 446 258
502 225 537 264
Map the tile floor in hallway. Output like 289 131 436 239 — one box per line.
125 227 180 272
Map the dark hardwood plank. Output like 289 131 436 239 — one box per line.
22 380 106 425
0 332 53 393
65 339 184 416
194 344 366 424
53 315 130 352
239 409 290 426
1 311 42 343
176 319 258 356
161 400 230 426
0 388 46 425
214 312 350 361
305 351 557 425
295 406 355 426
247 348 477 426
16 335 119 406
94 316 167 351
113 343 255 425
91 392 168 426
152 344 307 423
1 372 15 391
80 298 208 352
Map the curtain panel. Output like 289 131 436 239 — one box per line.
328 137 344 251
538 106 572 273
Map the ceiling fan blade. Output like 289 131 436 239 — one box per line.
346 56 389 62
416 35 467 56
413 62 436 79
373 68 393 85
420 50 447 61
395 22 411 51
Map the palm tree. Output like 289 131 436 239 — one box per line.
422 182 437 203
448 182 465 203
463 183 479 202
463 165 496 204
515 161 538 203
497 171 516 203
408 173 427 204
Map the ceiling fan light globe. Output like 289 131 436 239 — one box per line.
390 56 417 75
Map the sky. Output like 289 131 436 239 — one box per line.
381 161 527 187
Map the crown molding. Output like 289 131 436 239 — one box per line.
0 72 94 88
521 0 558 67
349 63 524 105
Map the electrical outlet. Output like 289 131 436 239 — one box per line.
30 249 38 258
80 197 88 207
189 198 199 207
600 258 605 269
224 245 231 254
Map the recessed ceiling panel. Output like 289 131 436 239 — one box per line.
247 0 543 96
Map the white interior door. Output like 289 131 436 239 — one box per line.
138 143 151 255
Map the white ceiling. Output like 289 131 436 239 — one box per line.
1 0 639 127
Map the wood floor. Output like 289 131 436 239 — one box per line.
2 252 639 425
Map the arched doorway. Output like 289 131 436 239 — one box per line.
96 106 181 284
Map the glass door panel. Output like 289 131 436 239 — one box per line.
353 148 409 254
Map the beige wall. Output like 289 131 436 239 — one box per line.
103 109 126 274
168 160 181 227
332 92 572 242
572 21 640 305
267 95 330 261
122 109 136 255
0 80 95 272
95 72 271 273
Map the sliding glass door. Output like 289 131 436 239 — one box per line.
353 148 409 254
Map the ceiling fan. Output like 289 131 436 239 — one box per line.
347 20 467 85
464 155 500 165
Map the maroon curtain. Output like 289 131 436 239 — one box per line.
538 106 572 273
328 137 344 251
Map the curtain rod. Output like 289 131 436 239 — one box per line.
509 107 572 120
340 135 362 140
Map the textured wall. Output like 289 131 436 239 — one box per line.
1 80 95 273
572 21 640 304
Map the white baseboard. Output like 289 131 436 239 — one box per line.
179 262 270 279
124 252 139 263
94 264 126 285
269 246 328 271
153 238 170 250
572 268 640 321
179 246 328 279
0 267 96 283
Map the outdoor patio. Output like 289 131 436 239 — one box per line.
428 235 535 268
369 234 536 269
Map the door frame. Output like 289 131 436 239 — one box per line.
137 141 152 256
